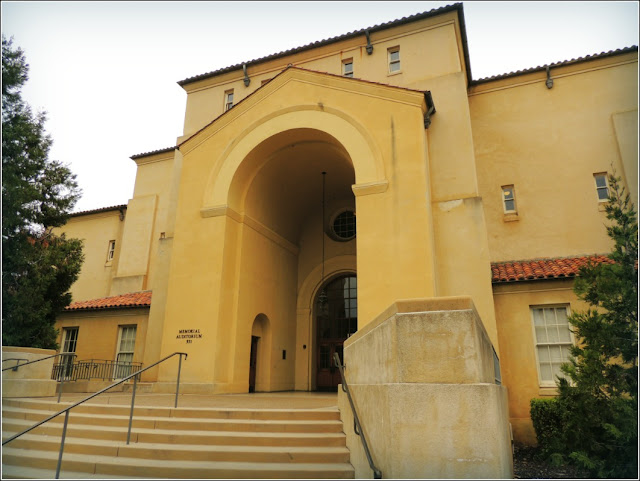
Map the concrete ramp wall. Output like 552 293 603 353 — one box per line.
337 297 513 479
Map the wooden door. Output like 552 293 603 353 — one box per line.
316 342 343 390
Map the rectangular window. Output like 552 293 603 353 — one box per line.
62 327 79 354
531 306 573 385
106 240 116 262
388 47 400 73
224 90 234 111
594 173 609 202
60 327 78 379
115 325 137 378
342 59 353 78
502 185 517 213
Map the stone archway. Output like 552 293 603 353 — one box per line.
200 105 386 217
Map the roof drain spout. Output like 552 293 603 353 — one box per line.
365 30 373 55
243 64 250 87
423 91 436 129
545 66 553 89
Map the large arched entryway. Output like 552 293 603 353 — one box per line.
220 127 357 393
315 274 357 391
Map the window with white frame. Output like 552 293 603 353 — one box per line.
342 59 354 78
594 173 610 202
62 327 79 354
106 240 116 262
388 47 400 73
502 185 517 213
115 325 137 378
60 327 78 379
531 305 573 385
224 90 234 111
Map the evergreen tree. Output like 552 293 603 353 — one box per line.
556 173 638 478
2 35 84 349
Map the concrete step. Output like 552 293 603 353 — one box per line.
2 398 340 421
2 433 351 464
3 419 347 447
2 406 344 433
2 446 355 479
1 395 352 479
0 464 151 479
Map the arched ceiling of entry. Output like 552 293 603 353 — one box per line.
242 128 355 244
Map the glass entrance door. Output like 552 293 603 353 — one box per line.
316 275 357 391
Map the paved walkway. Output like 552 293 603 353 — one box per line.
16 391 339 410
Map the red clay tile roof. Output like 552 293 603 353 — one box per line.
491 255 615 283
61 256 623 310
65 291 152 311
71 204 127 217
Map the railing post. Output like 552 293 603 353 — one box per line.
57 375 64 403
126 374 138 445
175 353 183 409
55 410 70 479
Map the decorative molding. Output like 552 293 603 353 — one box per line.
200 205 298 255
200 205 242 223
242 215 299 255
352 180 389 197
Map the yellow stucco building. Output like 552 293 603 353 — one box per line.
52 3 638 451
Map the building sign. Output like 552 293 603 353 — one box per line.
176 329 202 344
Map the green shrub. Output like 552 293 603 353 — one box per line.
530 398 566 461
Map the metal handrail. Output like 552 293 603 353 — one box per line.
51 359 144 382
1 353 76 372
2 358 29 371
333 351 382 479
2 351 187 479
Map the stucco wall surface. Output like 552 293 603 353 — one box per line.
470 55 638 262
493 279 588 445
55 310 149 366
53 210 124 302
2 347 57 397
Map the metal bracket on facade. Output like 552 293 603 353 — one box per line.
243 64 250 87
424 91 436 129
365 30 373 55
545 66 553 89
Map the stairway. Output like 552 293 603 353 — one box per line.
1 397 354 479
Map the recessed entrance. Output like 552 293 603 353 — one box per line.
315 275 357 391
249 335 259 393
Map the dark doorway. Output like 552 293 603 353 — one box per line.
316 275 357 391
249 336 259 393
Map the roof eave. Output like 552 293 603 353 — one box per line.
176 3 466 88
470 45 638 86
70 204 127 218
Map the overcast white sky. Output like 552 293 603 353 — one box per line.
2 1 638 212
